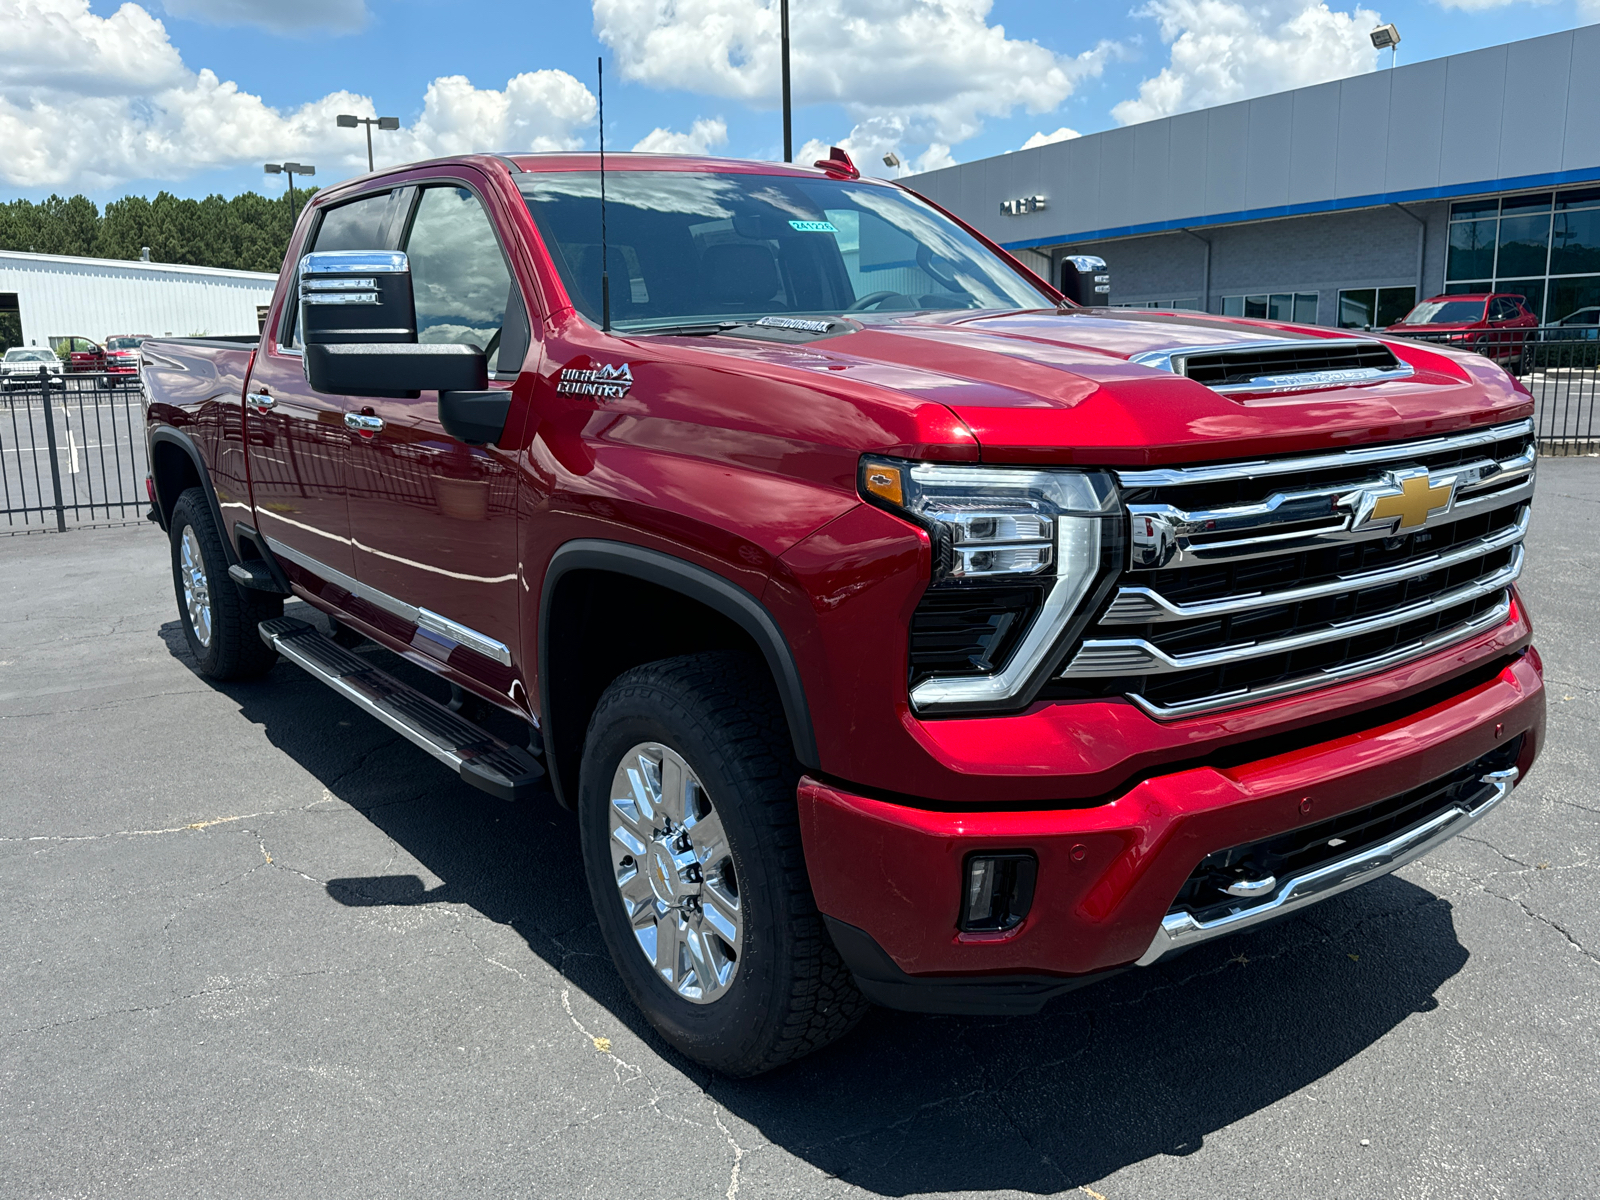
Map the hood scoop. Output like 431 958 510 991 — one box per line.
1132 338 1412 395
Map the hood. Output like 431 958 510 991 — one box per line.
667 308 1533 466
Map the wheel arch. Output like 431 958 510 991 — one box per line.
148 426 236 566
538 540 819 808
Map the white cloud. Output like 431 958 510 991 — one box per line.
594 0 1117 174
1022 126 1081 149
0 0 595 189
160 0 368 34
631 116 729 154
1112 1 1381 127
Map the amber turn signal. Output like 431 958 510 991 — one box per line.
862 462 904 507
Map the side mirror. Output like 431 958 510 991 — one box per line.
300 250 488 399
1059 255 1110 306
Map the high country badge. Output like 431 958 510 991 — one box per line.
557 361 634 400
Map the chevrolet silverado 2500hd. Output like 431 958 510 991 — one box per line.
141 150 1544 1076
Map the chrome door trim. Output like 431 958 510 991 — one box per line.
417 608 513 666
1137 768 1518 966
263 535 513 666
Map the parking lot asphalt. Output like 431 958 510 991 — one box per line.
2 461 1597 1200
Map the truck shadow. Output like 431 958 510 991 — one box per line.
163 611 1470 1196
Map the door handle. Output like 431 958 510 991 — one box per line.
246 391 275 413
344 412 385 434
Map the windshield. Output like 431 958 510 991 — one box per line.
1402 299 1487 324
105 337 144 350
518 171 1052 330
3 349 53 362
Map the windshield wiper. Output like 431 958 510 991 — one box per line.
624 321 748 337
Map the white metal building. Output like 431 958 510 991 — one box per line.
0 251 277 349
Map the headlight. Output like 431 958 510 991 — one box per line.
860 458 1120 714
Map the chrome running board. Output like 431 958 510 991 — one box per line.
259 616 543 802
1137 766 1518 966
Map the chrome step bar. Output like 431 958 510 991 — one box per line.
258 617 543 802
1137 766 1518 966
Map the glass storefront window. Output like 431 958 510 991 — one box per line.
1496 213 1552 277
1556 186 1600 211
1552 208 1600 277
1499 191 1552 214
1338 289 1375 328
1220 292 1319 322
1451 198 1498 219
1376 286 1417 327
1549 276 1600 324
1448 219 1497 280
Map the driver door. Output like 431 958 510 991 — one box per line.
342 176 532 702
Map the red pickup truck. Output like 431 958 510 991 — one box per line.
141 151 1544 1076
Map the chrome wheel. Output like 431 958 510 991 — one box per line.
178 525 212 649
608 742 741 1004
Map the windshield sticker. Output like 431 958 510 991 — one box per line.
788 220 838 233
557 361 634 400
754 316 835 334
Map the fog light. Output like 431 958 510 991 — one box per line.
960 853 1037 932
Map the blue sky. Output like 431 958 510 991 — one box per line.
7 0 1596 205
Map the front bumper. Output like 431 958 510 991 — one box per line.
799 646 1544 1013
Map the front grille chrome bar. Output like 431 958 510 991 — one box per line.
1125 446 1534 572
1063 548 1521 678
1102 505 1530 625
1124 595 1512 719
1116 418 1534 489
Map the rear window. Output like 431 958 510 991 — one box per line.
518 170 1051 331
1402 299 1486 324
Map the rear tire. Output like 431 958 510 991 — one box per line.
169 487 283 680
578 651 866 1076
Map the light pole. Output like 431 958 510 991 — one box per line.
780 0 792 161
1370 23 1401 69
264 162 316 228
337 114 400 173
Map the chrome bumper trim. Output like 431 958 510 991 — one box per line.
1136 767 1519 966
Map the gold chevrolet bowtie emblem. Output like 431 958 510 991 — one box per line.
1369 472 1454 529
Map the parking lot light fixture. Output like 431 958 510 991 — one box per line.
1371 23 1400 67
264 162 316 228
337 113 401 172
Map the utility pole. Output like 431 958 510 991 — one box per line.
337 114 400 173
781 0 792 161
264 162 316 228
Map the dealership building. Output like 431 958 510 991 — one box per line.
908 24 1600 329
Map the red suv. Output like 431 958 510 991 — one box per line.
1387 293 1538 368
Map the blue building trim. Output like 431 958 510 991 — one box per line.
996 166 1600 252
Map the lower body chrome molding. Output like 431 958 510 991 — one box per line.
1137 766 1519 966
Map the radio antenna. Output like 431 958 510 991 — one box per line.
598 55 611 333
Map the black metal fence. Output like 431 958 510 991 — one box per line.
1383 325 1600 456
1 368 147 530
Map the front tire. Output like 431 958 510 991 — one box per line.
579 652 865 1076
169 487 282 680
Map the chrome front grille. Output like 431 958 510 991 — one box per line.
1053 419 1534 718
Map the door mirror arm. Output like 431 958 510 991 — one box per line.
438 390 512 446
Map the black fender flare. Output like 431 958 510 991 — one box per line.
147 426 238 567
538 539 819 804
